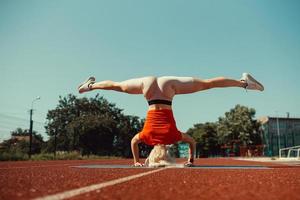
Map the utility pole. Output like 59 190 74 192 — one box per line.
28 96 40 159
54 131 57 158
29 109 33 158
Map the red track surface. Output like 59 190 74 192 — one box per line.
1 158 299 200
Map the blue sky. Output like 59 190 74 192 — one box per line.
0 0 300 141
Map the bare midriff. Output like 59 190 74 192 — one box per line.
148 104 172 110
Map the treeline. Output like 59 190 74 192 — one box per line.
0 94 151 160
44 94 151 157
0 94 262 160
187 105 262 157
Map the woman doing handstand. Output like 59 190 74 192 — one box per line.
78 73 264 166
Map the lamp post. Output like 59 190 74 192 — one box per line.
29 96 41 158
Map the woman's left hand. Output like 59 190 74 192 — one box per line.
184 161 194 167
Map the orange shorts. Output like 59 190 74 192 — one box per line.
138 109 182 146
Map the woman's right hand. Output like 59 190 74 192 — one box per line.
133 162 144 167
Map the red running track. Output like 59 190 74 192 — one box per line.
1 158 299 200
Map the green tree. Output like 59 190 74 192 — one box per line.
187 122 219 157
217 104 261 155
45 94 146 157
45 94 121 152
113 116 146 157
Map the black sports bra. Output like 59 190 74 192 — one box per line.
148 99 172 106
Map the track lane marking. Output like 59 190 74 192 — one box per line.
32 167 166 200
0 162 112 170
0 164 70 170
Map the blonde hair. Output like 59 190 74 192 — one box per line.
145 144 175 167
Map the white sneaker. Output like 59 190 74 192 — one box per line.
78 77 95 93
241 73 264 91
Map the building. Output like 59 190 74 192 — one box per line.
11 135 30 142
178 143 189 158
259 116 300 156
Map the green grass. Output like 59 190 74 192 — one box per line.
0 151 122 161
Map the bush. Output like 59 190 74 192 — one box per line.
0 151 28 161
30 151 80 160
0 151 121 161
31 153 55 161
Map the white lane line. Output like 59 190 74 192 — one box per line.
0 162 102 170
0 164 71 170
0 163 83 170
0 161 136 170
32 168 166 200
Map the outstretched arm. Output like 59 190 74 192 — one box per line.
181 132 196 164
131 134 142 166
